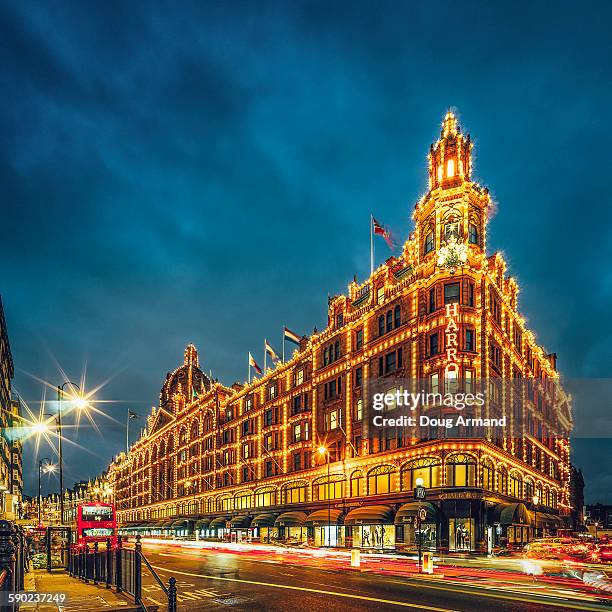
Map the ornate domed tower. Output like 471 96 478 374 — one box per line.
413 111 491 273
159 344 211 414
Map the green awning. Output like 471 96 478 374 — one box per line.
195 518 211 530
395 502 438 524
171 520 191 529
304 509 344 526
230 515 252 528
251 513 278 527
491 503 530 526
209 516 231 529
344 505 394 526
275 511 307 527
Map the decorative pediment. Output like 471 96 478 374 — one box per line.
149 407 175 435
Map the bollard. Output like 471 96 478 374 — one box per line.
93 542 99 584
0 520 16 597
168 576 177 612
115 535 123 593
105 537 112 588
134 535 142 606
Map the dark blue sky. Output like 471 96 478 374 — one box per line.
2 1 611 501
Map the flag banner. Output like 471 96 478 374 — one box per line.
372 216 395 250
128 410 139 420
284 326 301 345
249 352 262 374
265 340 280 362
193 388 199 398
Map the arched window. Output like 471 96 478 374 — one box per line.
524 478 534 501
386 310 393 333
350 470 363 497
481 458 494 490
283 481 307 504
367 465 395 495
190 420 199 441
203 412 213 433
447 158 455 178
235 491 252 510
445 454 476 487
394 305 401 328
400 457 441 490
497 466 508 494
551 489 558 509
179 428 187 447
216 495 232 512
255 486 277 507
312 474 345 501
509 471 522 498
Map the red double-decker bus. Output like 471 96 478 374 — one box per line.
75 502 117 544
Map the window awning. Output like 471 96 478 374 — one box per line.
394 502 438 525
344 505 395 526
251 513 278 527
275 511 308 527
161 520 175 528
489 503 530 526
209 516 231 529
171 520 191 529
536 512 563 527
230 515 252 529
195 518 211 530
304 509 344 526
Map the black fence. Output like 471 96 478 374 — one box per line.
0 519 27 606
68 535 177 611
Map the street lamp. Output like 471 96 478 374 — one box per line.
38 459 56 526
57 381 87 524
594 521 599 543
532 494 539 540
415 477 426 572
317 445 331 547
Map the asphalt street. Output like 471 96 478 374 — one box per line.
137 544 612 612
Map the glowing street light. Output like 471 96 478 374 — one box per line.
38 458 56 526
532 494 540 539
315 445 331 546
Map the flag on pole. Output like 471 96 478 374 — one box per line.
128 410 139 420
265 340 280 363
372 216 395 250
249 352 262 375
283 327 301 345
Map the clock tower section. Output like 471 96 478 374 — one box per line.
412 112 491 270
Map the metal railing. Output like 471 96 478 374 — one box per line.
0 519 27 607
69 535 177 611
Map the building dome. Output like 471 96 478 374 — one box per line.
159 344 211 413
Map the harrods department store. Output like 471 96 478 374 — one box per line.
109 114 572 554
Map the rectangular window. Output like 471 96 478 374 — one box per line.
355 398 363 421
385 351 396 373
424 231 434 254
444 283 460 304
264 409 274 427
377 286 385 304
467 282 474 307
431 373 439 394
468 223 479 245
295 369 304 386
355 367 363 387
328 410 338 430
269 384 277 399
242 444 250 459
465 328 474 352
429 332 439 356
336 312 343 327
265 461 273 478
292 395 302 414
464 369 473 393
355 329 363 350
293 453 301 471
429 288 436 312
293 423 301 443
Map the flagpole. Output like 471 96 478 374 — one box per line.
264 339 267 373
370 214 374 276
248 354 251 384
126 409 129 455
282 326 285 362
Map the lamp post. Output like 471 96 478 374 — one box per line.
57 381 86 524
532 494 539 540
38 459 55 526
415 477 426 572
594 521 599 543
317 446 330 546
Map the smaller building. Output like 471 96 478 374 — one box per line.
569 465 585 531
586 504 612 530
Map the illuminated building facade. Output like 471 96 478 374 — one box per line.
110 114 572 553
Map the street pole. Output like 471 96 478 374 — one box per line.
327 452 331 547
38 460 42 526
57 381 80 525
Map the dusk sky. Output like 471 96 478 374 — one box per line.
2 1 611 501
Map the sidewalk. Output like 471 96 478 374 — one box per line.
21 569 143 611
